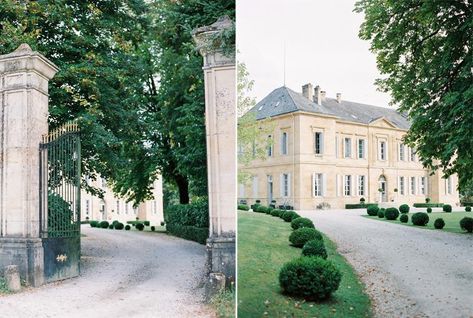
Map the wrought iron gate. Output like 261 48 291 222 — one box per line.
39 122 81 283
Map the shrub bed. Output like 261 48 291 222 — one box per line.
434 218 445 229
125 225 131 230
427 207 432 213
377 210 385 218
466 206 472 212
399 204 410 214
289 228 323 248
136 223 144 231
114 222 124 230
400 214 408 223
90 220 100 228
151 226 156 231
166 224 209 244
460 217 473 233
108 224 114 229
413 203 443 208
279 256 341 300
291 217 314 230
302 240 327 259
367 205 379 216
346 203 378 209
99 221 109 229
442 204 452 213
412 212 429 226
270 209 283 217
385 207 400 220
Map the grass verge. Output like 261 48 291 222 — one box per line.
211 287 235 318
0 277 10 295
237 211 372 318
364 211 471 234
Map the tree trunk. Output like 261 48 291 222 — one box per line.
175 175 190 204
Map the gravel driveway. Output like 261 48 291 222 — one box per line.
299 209 473 318
0 226 214 318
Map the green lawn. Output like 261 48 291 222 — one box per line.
0 277 10 295
364 211 472 234
237 211 372 318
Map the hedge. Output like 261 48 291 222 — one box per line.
346 203 378 209
164 198 209 228
238 204 250 211
166 224 209 244
413 203 444 208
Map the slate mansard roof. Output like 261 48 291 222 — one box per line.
249 86 411 130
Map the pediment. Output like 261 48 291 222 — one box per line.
369 117 398 128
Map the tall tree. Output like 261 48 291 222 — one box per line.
355 0 473 190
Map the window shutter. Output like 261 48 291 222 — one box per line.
351 175 354 196
311 173 315 197
280 174 283 197
322 173 327 197
320 132 324 154
288 173 291 197
363 175 367 196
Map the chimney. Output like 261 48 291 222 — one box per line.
313 85 322 105
320 90 326 101
302 83 313 100
336 93 342 103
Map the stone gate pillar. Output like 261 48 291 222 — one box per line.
193 17 236 286
0 44 58 286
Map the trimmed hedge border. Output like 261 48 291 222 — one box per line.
413 203 444 208
166 224 209 244
346 203 378 209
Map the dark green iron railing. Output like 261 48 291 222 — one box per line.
40 122 81 238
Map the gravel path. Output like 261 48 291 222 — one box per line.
299 209 473 318
0 226 215 318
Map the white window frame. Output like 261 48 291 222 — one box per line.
86 199 90 216
447 176 453 195
116 200 120 214
344 137 352 158
314 132 323 155
379 140 387 161
344 175 352 196
399 176 405 195
267 135 273 157
410 148 416 161
238 183 245 198
358 175 366 196
399 143 405 161
252 176 258 198
410 176 416 195
313 173 323 197
358 139 365 159
281 132 288 155
420 176 426 195
281 173 290 197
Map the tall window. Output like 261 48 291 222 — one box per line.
116 200 120 214
281 132 288 155
101 178 107 188
399 144 405 161
153 201 157 214
335 136 339 158
447 176 452 195
420 177 426 195
410 177 416 195
344 175 351 196
282 173 289 197
410 148 416 161
86 200 90 216
267 135 273 157
252 176 258 198
313 173 323 196
399 176 405 195
125 203 129 214
358 139 365 159
314 132 323 155
379 141 387 160
344 138 352 158
358 175 365 196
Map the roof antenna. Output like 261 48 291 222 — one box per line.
283 41 286 87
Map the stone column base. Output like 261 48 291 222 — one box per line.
0 238 44 286
206 235 235 284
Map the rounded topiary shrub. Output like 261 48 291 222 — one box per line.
108 224 114 229
136 223 145 231
151 226 156 231
377 210 385 218
282 211 300 222
114 222 124 230
125 225 131 230
411 212 429 226
399 204 410 214
90 221 99 228
291 217 314 230
465 206 471 212
279 257 341 300
460 217 473 233
427 207 432 213
385 207 400 220
302 239 327 259
434 218 445 229
99 221 109 229
289 228 323 248
367 205 379 216
271 209 282 217
400 214 408 223
443 204 452 213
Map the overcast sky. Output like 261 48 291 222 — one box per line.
237 0 393 108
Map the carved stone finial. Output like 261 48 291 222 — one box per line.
14 43 33 53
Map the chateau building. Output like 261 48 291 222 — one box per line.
239 83 460 210
81 176 164 225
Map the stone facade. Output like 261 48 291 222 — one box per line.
239 84 460 210
81 176 164 225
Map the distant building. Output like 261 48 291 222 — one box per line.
239 83 460 210
81 176 164 225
